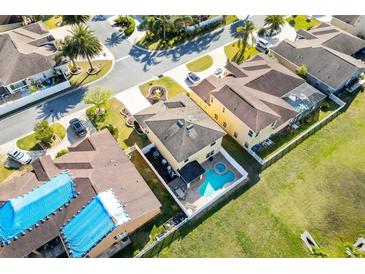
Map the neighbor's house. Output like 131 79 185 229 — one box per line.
0 130 161 258
331 15 365 37
0 22 70 116
271 22 365 95
134 94 226 173
189 54 326 151
0 15 23 32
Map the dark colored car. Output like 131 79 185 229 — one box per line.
69 118 87 137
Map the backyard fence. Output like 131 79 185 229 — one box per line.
260 94 346 170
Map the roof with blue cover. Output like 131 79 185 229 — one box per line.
61 190 130 258
0 172 76 245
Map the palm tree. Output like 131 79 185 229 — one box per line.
62 15 91 26
22 15 44 24
236 21 256 55
173 16 193 34
264 15 286 36
59 36 78 72
69 24 102 73
145 16 161 39
155 16 172 40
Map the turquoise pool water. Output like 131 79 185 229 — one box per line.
198 168 235 197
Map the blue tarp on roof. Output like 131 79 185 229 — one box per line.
61 195 116 258
0 172 76 244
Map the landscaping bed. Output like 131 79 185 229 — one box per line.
287 15 320 31
114 150 182 257
139 76 187 101
186 55 213 72
224 41 259 64
157 91 365 258
67 60 112 87
86 98 149 150
16 123 66 151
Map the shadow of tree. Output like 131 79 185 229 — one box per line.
104 31 126 47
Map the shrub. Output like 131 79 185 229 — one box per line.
114 16 129 26
296 64 308 78
258 27 266 36
86 106 106 125
312 246 328 258
321 101 330 112
34 120 54 144
100 123 119 140
56 148 69 158
360 73 365 80
288 19 295 27
124 17 135 36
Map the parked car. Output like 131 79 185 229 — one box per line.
256 38 271 51
186 72 200 84
214 68 224 78
7 149 32 165
69 118 87 137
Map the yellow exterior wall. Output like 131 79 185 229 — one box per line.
87 208 160 258
146 125 222 171
190 90 291 149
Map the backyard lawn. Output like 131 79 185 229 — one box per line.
156 90 365 258
115 150 181 257
0 156 16 184
224 41 259 64
43 16 62 30
186 55 213 72
139 76 187 99
68 60 113 87
16 123 66 151
287 15 320 31
87 98 148 150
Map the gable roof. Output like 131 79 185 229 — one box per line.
0 22 63 86
134 94 226 162
332 15 360 26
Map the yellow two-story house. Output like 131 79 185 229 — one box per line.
190 54 326 151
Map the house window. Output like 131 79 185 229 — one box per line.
210 141 216 147
271 121 277 128
9 80 27 92
206 150 214 159
223 122 227 128
223 107 225 113
244 142 249 148
248 130 253 137
184 158 189 163
214 114 218 120
234 131 238 138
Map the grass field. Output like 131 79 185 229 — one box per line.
287 15 320 31
224 41 259 64
68 60 112 87
16 123 66 151
186 55 213 72
157 90 365 258
139 76 187 99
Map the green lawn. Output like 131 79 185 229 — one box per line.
43 16 62 30
224 41 259 64
186 55 213 72
115 150 181 257
87 98 148 150
137 16 238 51
287 15 320 31
139 76 187 99
0 156 16 184
68 60 113 87
16 123 66 151
257 99 340 159
157 91 365 258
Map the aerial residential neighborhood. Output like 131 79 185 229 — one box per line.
0 14 365 260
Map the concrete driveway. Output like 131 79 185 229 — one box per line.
114 86 151 115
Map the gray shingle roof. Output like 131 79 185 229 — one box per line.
134 94 226 163
333 15 360 26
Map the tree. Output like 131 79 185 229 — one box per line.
34 120 54 144
236 21 256 55
173 16 193 35
59 36 79 72
83 87 112 115
69 24 102 72
264 15 286 36
296 64 308 78
62 15 91 26
22 15 44 24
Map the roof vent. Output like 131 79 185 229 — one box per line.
186 124 194 131
176 120 184 128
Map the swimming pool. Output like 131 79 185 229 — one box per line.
198 168 235 197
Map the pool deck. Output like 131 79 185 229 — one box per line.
183 152 243 211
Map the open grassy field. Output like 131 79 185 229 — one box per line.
186 55 213 72
157 91 365 258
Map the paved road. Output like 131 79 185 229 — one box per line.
0 16 265 145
